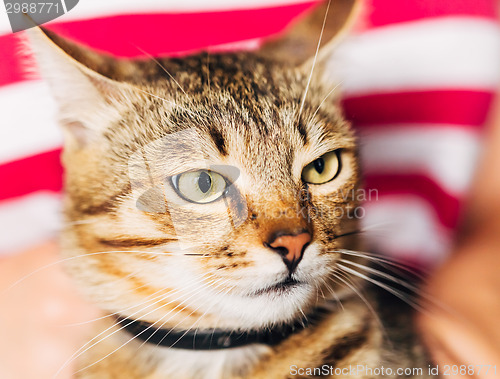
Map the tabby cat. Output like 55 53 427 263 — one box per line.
27 1 433 378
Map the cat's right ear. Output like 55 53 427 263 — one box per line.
259 0 362 66
26 27 135 149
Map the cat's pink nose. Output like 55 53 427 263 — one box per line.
267 232 311 272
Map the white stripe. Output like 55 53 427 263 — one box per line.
0 80 62 164
327 17 500 95
0 0 319 35
361 196 452 267
359 125 481 196
0 3 10 35
0 192 61 256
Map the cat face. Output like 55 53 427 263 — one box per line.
28 7 361 330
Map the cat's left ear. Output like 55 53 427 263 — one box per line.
25 27 137 149
260 0 362 67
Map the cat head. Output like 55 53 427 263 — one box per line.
28 0 363 330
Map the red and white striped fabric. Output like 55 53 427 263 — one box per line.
1 0 499 268
337 0 500 266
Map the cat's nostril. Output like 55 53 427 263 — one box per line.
265 232 311 272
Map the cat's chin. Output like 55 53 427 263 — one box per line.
248 277 303 297
215 281 319 330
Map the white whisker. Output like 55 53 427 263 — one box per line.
307 81 342 125
72 276 227 375
154 280 235 349
4 249 204 297
336 263 424 313
133 45 192 102
317 276 344 311
53 273 211 378
131 85 198 117
334 249 426 280
339 259 422 295
328 269 387 339
297 0 332 121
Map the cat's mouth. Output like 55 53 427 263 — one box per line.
250 277 303 297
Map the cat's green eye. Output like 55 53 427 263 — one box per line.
301 151 341 184
172 170 227 203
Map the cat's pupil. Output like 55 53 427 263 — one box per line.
198 172 212 193
314 158 325 174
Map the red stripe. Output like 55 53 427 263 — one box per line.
0 34 32 87
342 90 494 128
364 174 461 229
0 3 315 86
367 0 498 28
0 149 63 201
43 3 316 57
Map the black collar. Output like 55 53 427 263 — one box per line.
116 306 329 350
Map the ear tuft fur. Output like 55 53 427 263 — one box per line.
26 27 135 148
259 0 362 66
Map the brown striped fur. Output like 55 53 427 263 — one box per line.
27 1 432 377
